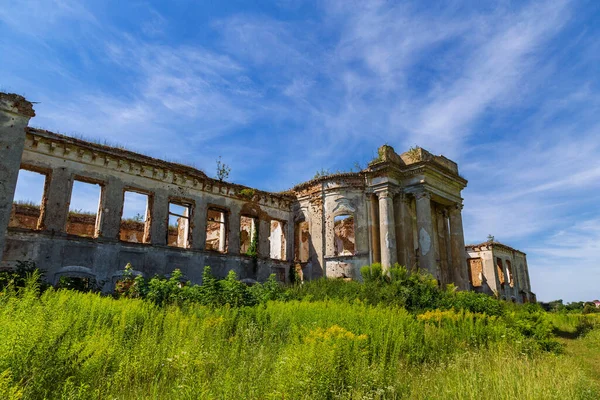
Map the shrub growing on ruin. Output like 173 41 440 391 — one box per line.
115 266 286 308
216 156 231 181
0 260 48 291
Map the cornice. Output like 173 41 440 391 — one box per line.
23 129 293 211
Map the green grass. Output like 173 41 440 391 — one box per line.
1 278 600 400
1 267 600 399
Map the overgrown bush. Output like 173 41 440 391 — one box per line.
290 264 444 311
116 266 286 308
441 289 505 317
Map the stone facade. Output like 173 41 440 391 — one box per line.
0 92 513 294
466 241 535 303
290 145 470 289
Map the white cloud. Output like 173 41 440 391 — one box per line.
4 0 600 302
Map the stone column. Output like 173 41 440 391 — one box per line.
324 212 336 257
415 191 436 276
435 207 451 285
0 93 35 259
377 189 397 270
367 193 381 264
449 203 469 290
99 178 125 240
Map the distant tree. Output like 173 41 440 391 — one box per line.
487 234 495 242
565 301 585 311
216 156 231 182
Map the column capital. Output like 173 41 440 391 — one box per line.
451 202 464 212
414 190 431 201
374 186 400 199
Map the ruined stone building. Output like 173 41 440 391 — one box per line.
466 241 535 302
0 93 532 301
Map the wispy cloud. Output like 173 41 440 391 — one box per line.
2 0 599 301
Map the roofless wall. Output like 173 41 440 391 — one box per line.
0 92 491 294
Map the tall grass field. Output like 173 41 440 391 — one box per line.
0 265 599 399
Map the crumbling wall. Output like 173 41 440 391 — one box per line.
1 95 483 295
466 243 534 303
2 127 294 289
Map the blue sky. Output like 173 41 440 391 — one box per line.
2 0 600 302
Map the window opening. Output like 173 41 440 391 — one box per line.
206 208 227 252
57 276 97 292
334 215 355 256
468 258 483 287
269 220 286 260
506 260 514 288
120 191 150 243
240 215 257 256
295 221 310 262
496 257 505 286
67 180 102 237
168 202 191 248
10 169 47 230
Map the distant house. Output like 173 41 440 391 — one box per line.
593 300 600 308
465 241 535 303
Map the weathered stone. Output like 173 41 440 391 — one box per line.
0 93 533 297
466 241 535 303
0 94 34 256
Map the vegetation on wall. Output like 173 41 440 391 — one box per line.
405 145 421 162
237 188 255 200
215 156 231 181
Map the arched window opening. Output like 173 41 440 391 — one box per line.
295 220 310 262
269 220 286 260
57 275 98 292
240 215 257 255
334 215 355 256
